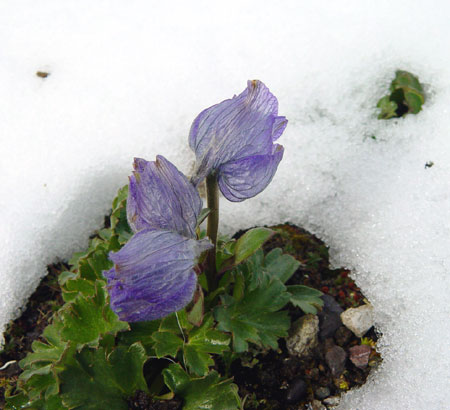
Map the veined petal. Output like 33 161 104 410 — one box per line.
127 155 202 237
106 229 212 322
217 144 284 202
272 116 288 141
190 80 286 187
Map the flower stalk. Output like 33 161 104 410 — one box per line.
205 173 219 292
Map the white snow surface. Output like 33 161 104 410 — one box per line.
1 1 450 408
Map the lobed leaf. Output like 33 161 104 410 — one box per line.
162 364 240 410
117 320 160 354
183 315 230 376
60 282 129 346
59 343 148 410
287 284 324 314
152 315 230 376
214 275 291 353
263 247 300 283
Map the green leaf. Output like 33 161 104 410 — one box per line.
60 282 129 346
110 185 132 244
68 251 86 268
159 311 192 333
19 322 66 369
183 315 230 376
197 208 211 227
216 237 237 271
238 250 266 292
392 70 424 94
59 343 148 410
5 392 30 408
13 321 70 404
152 332 184 358
187 287 204 327
287 285 324 314
377 95 398 119
404 91 423 114
86 248 112 279
234 228 274 265
10 185 134 406
214 276 291 353
117 320 160 354
232 270 245 301
377 70 425 119
58 270 76 286
162 364 240 410
263 248 301 283
19 364 54 393
62 277 96 302
153 315 229 377
5 393 64 410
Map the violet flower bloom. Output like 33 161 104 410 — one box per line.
189 80 287 202
105 155 212 322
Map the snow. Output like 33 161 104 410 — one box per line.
1 1 450 408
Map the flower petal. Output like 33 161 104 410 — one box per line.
127 155 202 237
217 144 284 202
190 80 285 186
272 116 288 141
106 229 212 322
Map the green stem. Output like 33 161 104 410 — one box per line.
205 174 219 292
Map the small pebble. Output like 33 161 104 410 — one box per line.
318 295 343 339
286 314 319 358
323 395 341 406
325 345 347 377
349 344 372 369
309 399 327 410
340 304 374 337
285 377 307 403
315 386 331 399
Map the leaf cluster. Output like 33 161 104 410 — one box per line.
214 244 323 353
377 70 425 119
6 188 323 409
6 187 136 409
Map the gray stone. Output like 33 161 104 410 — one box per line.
315 386 331 399
349 344 372 369
325 344 347 377
285 377 307 403
318 295 343 339
308 399 327 410
286 314 319 358
340 304 374 337
323 396 341 407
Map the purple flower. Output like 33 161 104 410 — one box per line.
127 156 202 238
105 155 212 322
189 80 287 202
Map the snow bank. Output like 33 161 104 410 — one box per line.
1 1 449 408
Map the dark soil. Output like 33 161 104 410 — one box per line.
128 391 182 410
0 223 381 409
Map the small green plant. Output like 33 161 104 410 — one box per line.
377 70 425 119
5 81 324 409
5 186 323 409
